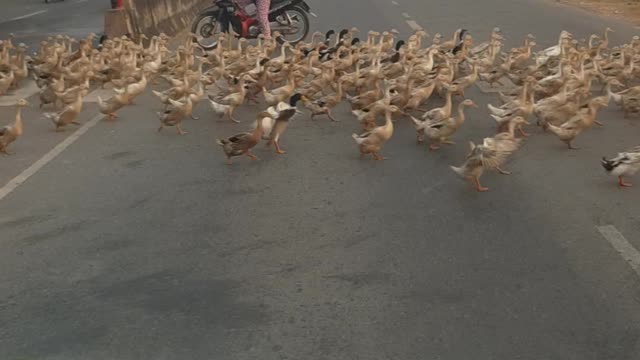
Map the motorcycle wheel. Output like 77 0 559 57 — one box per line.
273 6 310 45
191 13 221 50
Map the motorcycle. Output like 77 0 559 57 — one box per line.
192 0 316 50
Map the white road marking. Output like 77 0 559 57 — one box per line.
391 0 399 5
405 20 423 32
0 80 40 107
10 10 47 22
74 0 89 3
401 12 411 19
0 113 104 202
597 225 640 277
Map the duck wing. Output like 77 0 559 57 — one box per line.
227 132 252 144
274 108 297 122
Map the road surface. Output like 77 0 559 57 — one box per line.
1 0 640 359
0 0 107 49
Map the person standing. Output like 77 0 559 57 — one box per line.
235 0 272 40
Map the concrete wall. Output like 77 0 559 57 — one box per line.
105 0 210 38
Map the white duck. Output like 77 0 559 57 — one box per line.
601 146 640 187
536 30 571 66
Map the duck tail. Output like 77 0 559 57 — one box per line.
487 103 502 115
490 114 504 124
450 165 466 178
545 123 564 137
43 112 57 124
601 156 615 172
351 133 365 144
216 139 226 146
410 116 423 129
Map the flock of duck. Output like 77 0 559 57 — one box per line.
0 26 639 192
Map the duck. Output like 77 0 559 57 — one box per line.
451 62 478 96
186 81 206 119
266 93 306 154
440 29 468 51
217 111 272 165
601 146 640 187
546 96 609 149
0 70 15 95
352 105 399 160
0 99 28 155
606 79 640 118
208 75 251 122
124 71 148 101
488 90 535 135
414 99 477 150
404 76 438 112
98 87 130 120
303 79 345 121
346 80 382 110
421 84 456 121
450 117 528 192
263 70 299 106
536 30 571 66
254 93 308 140
43 91 84 131
157 97 193 135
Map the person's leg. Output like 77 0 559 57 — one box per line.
256 0 271 39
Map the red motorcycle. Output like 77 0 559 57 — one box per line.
192 0 315 50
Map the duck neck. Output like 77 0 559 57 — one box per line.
280 45 287 62
607 82 622 103
288 72 296 88
336 81 343 99
253 115 265 138
456 103 467 124
618 50 626 66
519 83 529 103
588 100 601 117
384 109 394 129
239 78 247 96
444 91 453 114
426 49 435 68
506 121 519 137
14 105 23 134
185 97 193 113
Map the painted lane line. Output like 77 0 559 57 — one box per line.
0 113 104 202
74 0 89 3
0 80 39 107
401 12 411 19
405 20 423 32
597 225 640 277
391 0 399 5
10 10 48 22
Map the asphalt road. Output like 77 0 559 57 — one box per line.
0 0 107 49
1 1 640 359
